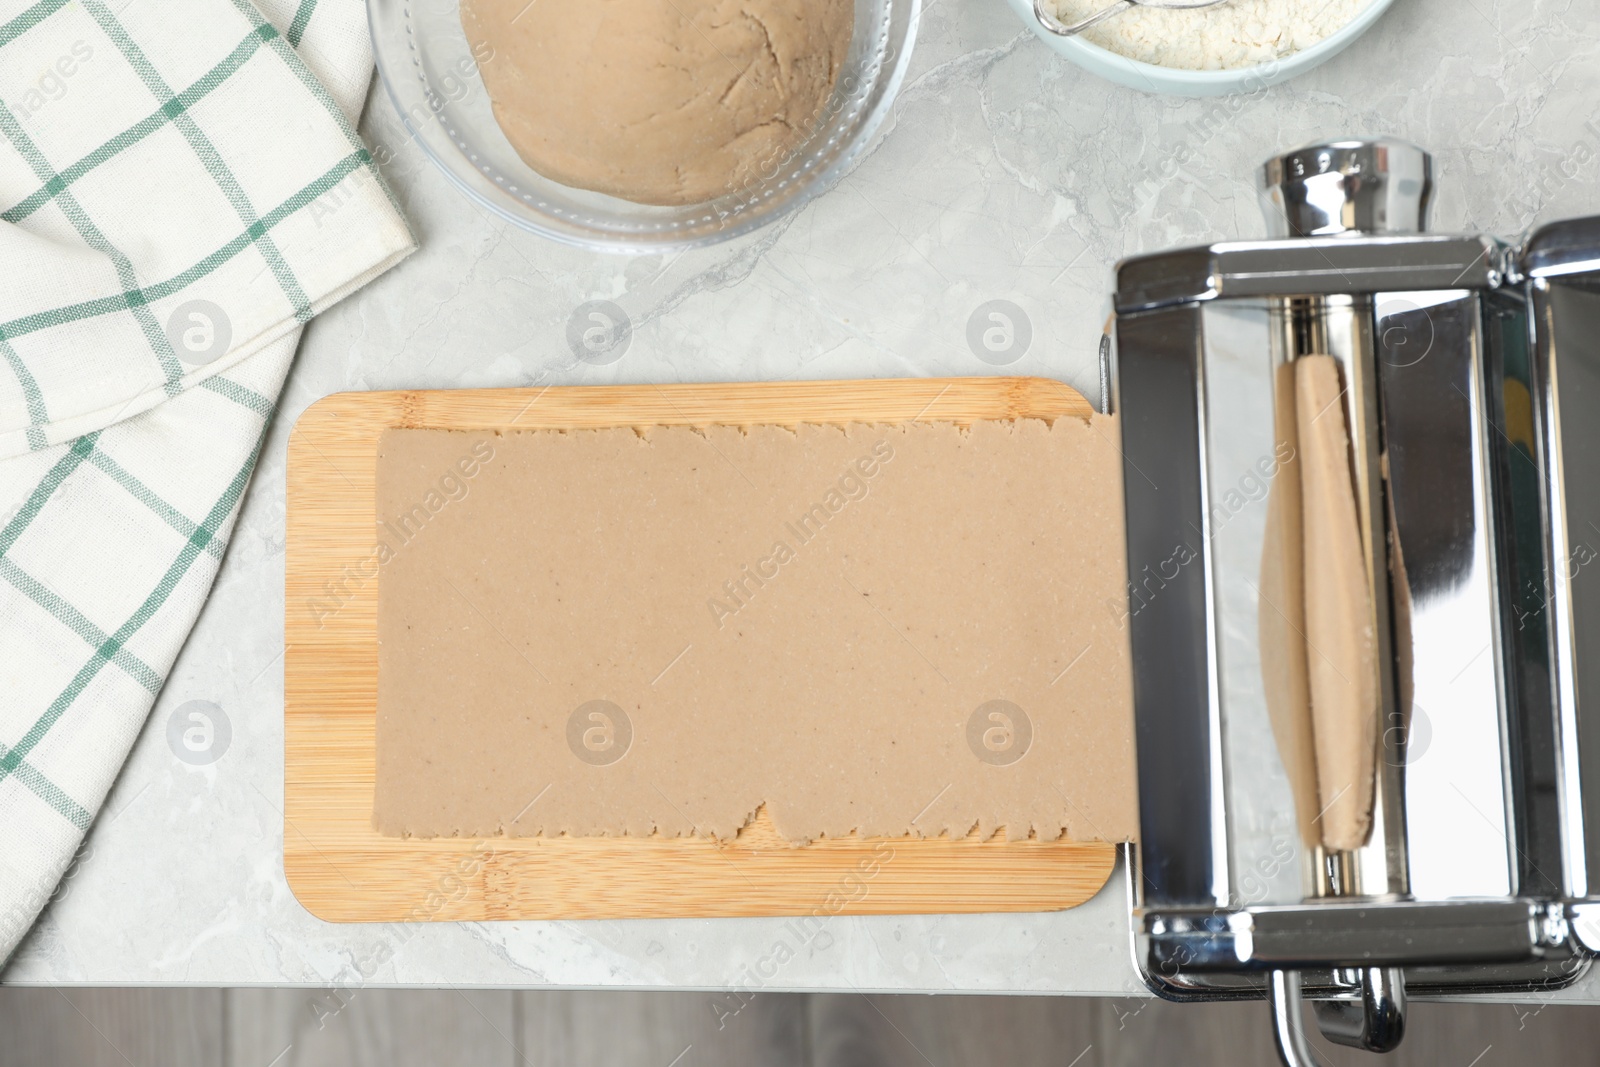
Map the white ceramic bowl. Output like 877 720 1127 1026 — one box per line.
369 0 921 252
1003 0 1397 97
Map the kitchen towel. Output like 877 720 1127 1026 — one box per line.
0 0 414 962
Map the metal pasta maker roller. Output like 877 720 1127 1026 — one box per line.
1111 137 1600 1064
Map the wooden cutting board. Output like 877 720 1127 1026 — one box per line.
284 377 1119 922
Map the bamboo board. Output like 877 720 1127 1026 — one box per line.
284 377 1119 922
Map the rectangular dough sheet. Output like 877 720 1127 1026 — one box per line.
373 416 1137 843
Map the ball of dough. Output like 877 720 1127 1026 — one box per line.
462 0 855 206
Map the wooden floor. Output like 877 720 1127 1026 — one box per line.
1 989 1597 1066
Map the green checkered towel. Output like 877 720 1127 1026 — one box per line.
0 0 414 960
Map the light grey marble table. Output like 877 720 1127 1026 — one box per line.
6 0 1600 1000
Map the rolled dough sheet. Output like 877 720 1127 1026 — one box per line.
1295 355 1379 853
1258 360 1321 850
373 417 1137 844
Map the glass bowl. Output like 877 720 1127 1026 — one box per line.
368 0 921 253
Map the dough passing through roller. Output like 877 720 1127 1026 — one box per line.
1296 355 1379 854
1260 354 1380 856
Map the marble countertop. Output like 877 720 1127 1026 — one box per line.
7 0 1600 998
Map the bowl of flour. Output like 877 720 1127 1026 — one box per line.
1007 0 1396 97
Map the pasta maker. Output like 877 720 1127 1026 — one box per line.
1112 137 1600 1064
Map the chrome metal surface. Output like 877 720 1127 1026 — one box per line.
1115 235 1500 313
1272 972 1331 1067
1313 968 1406 1052
1529 269 1600 899
1488 286 1568 902
1147 953 1589 1000
1570 902 1600 954
1376 291 1515 900
1521 215 1600 282
1032 0 1229 37
1098 330 1114 415
1261 139 1432 238
1146 900 1554 971
1117 304 1229 907
1126 854 1592 998
1198 299 1305 910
